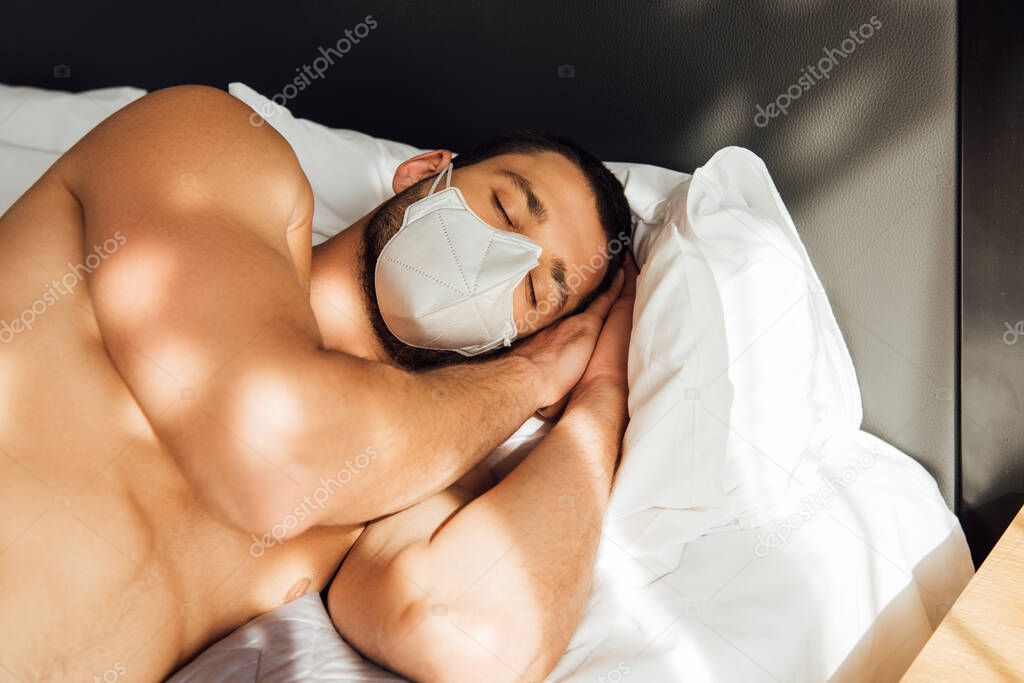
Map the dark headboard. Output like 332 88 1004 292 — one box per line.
960 0 1024 564
0 1 960 507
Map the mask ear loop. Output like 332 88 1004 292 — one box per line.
427 163 454 196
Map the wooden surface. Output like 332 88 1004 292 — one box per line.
902 504 1024 681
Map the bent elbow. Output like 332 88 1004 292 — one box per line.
397 606 554 683
331 542 564 683
380 548 558 683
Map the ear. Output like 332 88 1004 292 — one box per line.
392 149 454 194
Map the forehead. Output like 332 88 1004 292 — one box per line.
460 151 608 307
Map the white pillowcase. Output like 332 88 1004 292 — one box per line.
0 83 145 153
605 147 862 574
0 142 59 215
604 176 734 568
695 148 861 521
0 83 147 225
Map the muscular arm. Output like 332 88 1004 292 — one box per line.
327 260 636 682
59 86 606 534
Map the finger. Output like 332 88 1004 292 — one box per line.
581 267 624 324
621 251 638 297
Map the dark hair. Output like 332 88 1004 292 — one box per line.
451 130 632 313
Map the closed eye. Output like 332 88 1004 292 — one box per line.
491 191 514 228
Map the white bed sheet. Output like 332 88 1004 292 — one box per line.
551 428 972 682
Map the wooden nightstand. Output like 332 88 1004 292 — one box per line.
902 504 1024 681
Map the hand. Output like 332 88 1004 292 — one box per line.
565 253 637 422
513 267 624 411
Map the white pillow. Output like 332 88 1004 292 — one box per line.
694 148 861 525
0 142 59 214
604 176 733 563
605 147 862 574
604 161 690 224
0 83 146 153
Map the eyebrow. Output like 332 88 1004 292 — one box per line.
550 257 569 314
497 168 548 223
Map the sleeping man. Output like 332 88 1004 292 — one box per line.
0 86 635 682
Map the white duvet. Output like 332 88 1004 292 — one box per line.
0 83 973 683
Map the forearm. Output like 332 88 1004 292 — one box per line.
358 401 622 682
308 350 544 523
228 347 545 533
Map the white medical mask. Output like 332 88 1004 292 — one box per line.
374 163 543 356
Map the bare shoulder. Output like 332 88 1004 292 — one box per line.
59 85 313 242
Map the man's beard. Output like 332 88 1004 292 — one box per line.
359 178 507 371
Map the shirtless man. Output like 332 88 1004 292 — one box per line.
0 85 634 683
